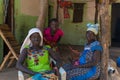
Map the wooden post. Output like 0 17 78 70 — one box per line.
95 0 99 23
11 0 14 33
98 0 110 80
53 0 58 18
36 0 48 31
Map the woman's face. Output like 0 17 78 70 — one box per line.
86 31 96 43
30 32 41 46
50 21 58 31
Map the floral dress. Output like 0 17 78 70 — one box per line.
25 46 51 73
62 41 103 80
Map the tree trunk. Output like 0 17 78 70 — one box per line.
95 0 99 23
99 0 110 80
36 0 48 31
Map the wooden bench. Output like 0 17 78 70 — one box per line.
0 24 20 70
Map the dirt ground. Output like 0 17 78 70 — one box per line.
0 45 120 80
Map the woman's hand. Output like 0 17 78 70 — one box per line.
69 46 80 55
50 42 56 47
43 38 51 45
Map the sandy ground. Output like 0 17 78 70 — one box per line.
0 67 30 80
0 68 18 80
0 46 120 80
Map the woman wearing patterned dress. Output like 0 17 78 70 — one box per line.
62 23 103 80
16 28 60 80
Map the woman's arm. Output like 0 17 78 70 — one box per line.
43 28 51 45
69 46 81 56
73 50 101 68
43 37 50 44
48 49 62 67
16 49 37 75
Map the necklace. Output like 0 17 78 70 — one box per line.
32 49 44 56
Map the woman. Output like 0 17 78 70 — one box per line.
63 23 103 80
16 28 60 79
43 18 64 50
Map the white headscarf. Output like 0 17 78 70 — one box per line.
20 28 43 54
86 23 99 35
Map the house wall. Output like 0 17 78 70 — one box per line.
14 0 96 46
14 0 39 45
57 1 96 45
14 0 49 45
0 0 4 23
0 0 4 63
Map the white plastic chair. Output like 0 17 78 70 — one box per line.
18 67 66 80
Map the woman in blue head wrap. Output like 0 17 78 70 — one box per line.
62 23 103 80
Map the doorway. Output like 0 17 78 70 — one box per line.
4 0 14 56
111 3 120 47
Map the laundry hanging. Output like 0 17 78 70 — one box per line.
58 0 73 18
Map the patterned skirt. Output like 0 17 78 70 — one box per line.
62 63 101 80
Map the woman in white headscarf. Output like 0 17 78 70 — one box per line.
16 28 61 79
62 23 103 80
